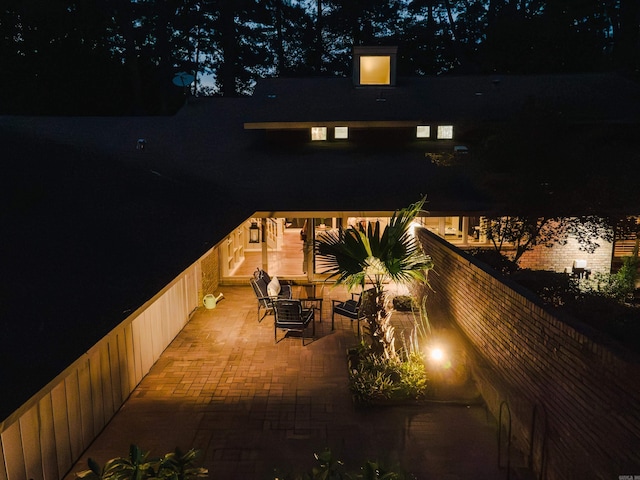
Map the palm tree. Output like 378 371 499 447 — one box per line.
315 197 433 356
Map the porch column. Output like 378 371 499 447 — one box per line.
438 217 446 237
261 218 268 272
461 217 469 245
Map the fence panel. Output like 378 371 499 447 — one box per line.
0 251 209 480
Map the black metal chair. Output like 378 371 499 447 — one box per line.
250 268 292 322
331 288 376 336
273 299 315 345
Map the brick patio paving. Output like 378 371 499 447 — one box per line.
63 286 505 480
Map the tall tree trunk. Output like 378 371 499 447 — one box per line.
443 0 457 40
219 1 238 96
154 2 174 113
274 0 284 74
315 0 322 73
118 0 144 113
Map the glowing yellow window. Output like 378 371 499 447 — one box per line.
416 126 431 138
311 127 327 141
437 125 454 139
334 126 349 139
360 56 391 85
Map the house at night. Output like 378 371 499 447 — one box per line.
1 46 640 480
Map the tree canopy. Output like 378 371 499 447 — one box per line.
1 0 638 114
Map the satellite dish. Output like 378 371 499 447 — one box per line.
172 71 195 87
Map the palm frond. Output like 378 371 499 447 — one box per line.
315 196 431 291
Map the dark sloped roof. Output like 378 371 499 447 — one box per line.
1 72 640 420
247 73 640 125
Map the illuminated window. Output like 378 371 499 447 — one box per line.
416 125 431 138
311 127 327 141
360 56 391 85
437 125 454 139
334 126 349 139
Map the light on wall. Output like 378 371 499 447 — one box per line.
249 221 260 243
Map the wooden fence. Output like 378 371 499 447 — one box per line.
0 252 206 480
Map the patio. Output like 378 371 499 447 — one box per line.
62 285 504 480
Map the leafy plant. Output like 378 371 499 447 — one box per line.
348 349 427 406
76 445 207 480
157 448 209 480
355 459 413 480
315 196 433 357
271 449 413 480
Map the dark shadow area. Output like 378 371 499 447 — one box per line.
0 131 245 419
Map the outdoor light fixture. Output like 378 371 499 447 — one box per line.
430 347 445 363
249 221 260 243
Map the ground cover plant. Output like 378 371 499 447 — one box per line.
348 340 428 406
272 448 414 480
77 445 208 480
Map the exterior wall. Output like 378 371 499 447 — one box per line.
518 235 613 274
0 248 211 480
416 229 640 480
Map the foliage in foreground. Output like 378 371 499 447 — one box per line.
76 445 208 480
272 448 414 480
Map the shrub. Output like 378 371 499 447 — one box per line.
348 347 427 406
510 269 580 307
77 445 207 480
467 248 518 274
271 448 413 479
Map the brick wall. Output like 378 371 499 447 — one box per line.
416 229 640 480
518 235 613 274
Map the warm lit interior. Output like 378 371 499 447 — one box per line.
222 215 487 280
416 125 431 138
437 125 454 139
311 126 327 141
360 56 391 85
334 126 349 139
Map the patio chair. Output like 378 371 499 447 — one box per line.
273 299 315 344
250 268 292 322
331 288 376 336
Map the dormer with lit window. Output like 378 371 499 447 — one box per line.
352 46 398 87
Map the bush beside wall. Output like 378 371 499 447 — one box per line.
417 229 640 480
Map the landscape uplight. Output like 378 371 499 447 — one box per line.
430 347 445 363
